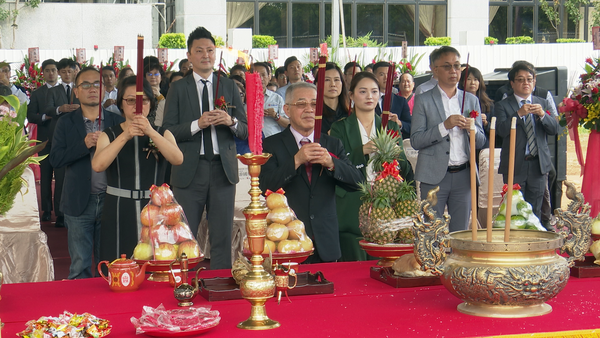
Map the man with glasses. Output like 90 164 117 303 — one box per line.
163 26 247 270
49 67 124 279
27 59 60 223
275 56 303 99
0 62 29 105
495 63 559 222
259 82 362 263
411 46 486 232
44 58 80 228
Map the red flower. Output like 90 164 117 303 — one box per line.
576 94 582 101
546 110 550 115
406 62 412 71
593 87 598 94
501 183 522 197
469 110 479 118
363 43 367 47
215 96 229 110
586 57 594 65
386 129 400 139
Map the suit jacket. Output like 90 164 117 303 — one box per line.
410 86 486 185
259 128 363 262
49 108 124 217
162 73 248 188
329 113 414 239
27 84 52 144
494 94 558 177
376 94 412 139
45 84 80 143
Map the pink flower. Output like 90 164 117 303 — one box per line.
586 58 594 65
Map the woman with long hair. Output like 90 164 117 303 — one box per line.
458 66 492 147
329 72 414 261
314 62 349 134
92 76 183 262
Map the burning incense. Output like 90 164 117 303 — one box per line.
136 35 144 115
98 62 103 130
314 56 327 143
470 118 477 241
381 63 395 128
486 117 496 242
504 117 517 242
214 51 223 103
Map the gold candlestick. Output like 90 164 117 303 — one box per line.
236 153 280 330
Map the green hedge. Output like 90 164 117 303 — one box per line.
214 36 225 47
158 33 186 49
323 32 385 47
424 37 451 46
253 35 277 48
506 36 534 44
556 38 585 43
485 36 499 45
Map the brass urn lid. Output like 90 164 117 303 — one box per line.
449 229 563 252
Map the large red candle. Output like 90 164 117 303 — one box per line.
246 72 264 155
314 56 327 143
381 63 395 128
136 35 144 115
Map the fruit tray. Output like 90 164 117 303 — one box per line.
198 271 334 301
369 266 442 288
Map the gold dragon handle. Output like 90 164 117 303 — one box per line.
556 181 592 267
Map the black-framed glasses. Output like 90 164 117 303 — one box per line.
78 82 101 89
436 64 461 72
288 101 317 110
124 98 151 106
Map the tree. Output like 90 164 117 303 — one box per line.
539 0 588 38
0 0 41 49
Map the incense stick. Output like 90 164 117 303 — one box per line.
486 117 496 242
470 118 477 241
504 117 517 242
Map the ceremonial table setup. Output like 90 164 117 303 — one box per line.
2 260 600 338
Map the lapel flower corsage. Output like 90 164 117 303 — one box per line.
143 138 160 161
215 96 236 111
469 110 479 118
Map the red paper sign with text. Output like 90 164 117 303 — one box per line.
157 48 168 63
28 47 39 63
76 48 86 64
114 46 124 62
320 43 328 57
310 48 319 63
268 45 278 60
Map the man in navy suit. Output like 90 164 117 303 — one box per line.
50 67 124 279
27 59 59 223
494 63 559 220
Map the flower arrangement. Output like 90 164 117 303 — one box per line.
559 57 600 132
0 94 47 215
396 53 424 77
14 56 43 97
105 57 130 78
161 59 179 73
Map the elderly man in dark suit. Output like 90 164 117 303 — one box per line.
163 26 248 270
411 46 486 233
27 59 59 223
494 63 559 221
259 82 363 263
44 58 80 228
50 67 124 279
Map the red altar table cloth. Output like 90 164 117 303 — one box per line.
1 260 599 337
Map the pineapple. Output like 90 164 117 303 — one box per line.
394 180 418 218
370 127 404 204
358 182 398 245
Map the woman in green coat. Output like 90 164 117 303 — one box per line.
329 72 414 261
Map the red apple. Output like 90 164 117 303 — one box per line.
177 240 201 259
154 243 177 261
140 226 151 243
160 203 182 226
150 223 177 244
150 185 174 206
172 221 194 243
140 204 160 227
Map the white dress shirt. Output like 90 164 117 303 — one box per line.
102 87 119 114
290 126 314 149
436 85 469 166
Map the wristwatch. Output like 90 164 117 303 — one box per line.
230 116 238 127
274 112 281 121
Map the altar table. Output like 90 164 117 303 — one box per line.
1 260 599 337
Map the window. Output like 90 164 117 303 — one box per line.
356 4 384 44
388 5 416 46
490 6 508 43
260 2 287 47
292 3 320 48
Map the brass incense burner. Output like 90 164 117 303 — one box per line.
236 153 280 330
413 183 592 318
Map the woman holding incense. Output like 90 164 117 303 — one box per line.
458 66 493 148
92 76 183 262
314 62 349 134
329 72 414 261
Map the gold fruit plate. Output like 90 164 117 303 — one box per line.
359 240 414 267
135 255 204 282
243 249 314 265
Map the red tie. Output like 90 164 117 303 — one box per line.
300 138 312 183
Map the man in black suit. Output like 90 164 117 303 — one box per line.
495 63 559 221
27 59 59 222
44 58 80 228
259 82 363 263
49 67 124 279
163 26 248 270
373 61 412 139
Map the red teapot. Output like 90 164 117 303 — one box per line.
98 254 149 292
